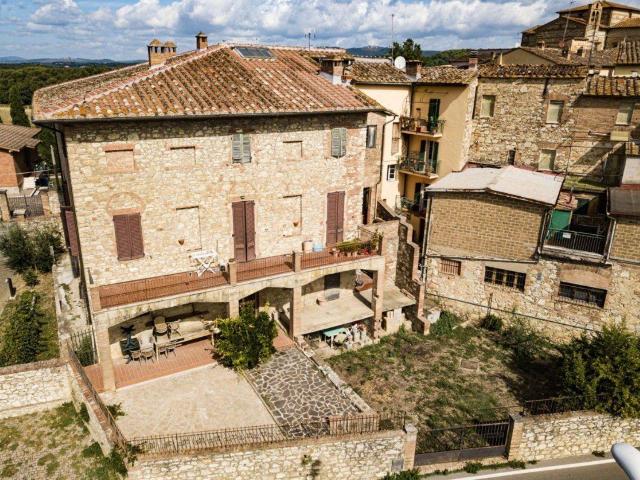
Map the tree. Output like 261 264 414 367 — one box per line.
423 49 471 67
561 324 640 417
0 291 47 366
0 223 65 273
391 38 423 61
37 127 57 170
9 84 30 127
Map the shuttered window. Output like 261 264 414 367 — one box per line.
366 125 377 149
616 104 634 125
232 133 251 163
546 101 564 124
331 128 347 158
113 213 144 261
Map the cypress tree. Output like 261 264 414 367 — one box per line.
9 85 30 127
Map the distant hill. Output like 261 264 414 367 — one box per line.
0 56 140 66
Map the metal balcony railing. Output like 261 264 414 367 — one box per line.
400 116 445 136
395 195 425 215
399 152 437 176
544 228 607 255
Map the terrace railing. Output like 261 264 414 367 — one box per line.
300 240 377 270
399 152 437 176
400 116 445 136
544 228 607 255
236 254 294 282
521 394 604 416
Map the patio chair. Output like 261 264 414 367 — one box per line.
164 340 178 358
130 349 142 363
153 316 168 339
140 346 154 363
156 343 168 359
166 319 182 339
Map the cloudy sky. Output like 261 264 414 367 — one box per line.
0 0 634 60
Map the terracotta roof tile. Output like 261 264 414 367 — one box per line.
417 66 477 85
585 75 640 96
33 44 381 121
611 17 640 28
478 64 588 78
514 46 618 67
617 40 640 64
0 124 41 152
349 61 410 84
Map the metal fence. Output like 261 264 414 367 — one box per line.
7 194 44 217
300 242 377 270
522 394 603 416
236 254 294 282
544 228 607 255
130 412 406 457
69 328 97 366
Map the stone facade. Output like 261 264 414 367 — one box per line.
0 359 71 419
129 429 413 480
611 217 640 261
509 411 640 461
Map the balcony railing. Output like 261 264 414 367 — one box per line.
399 152 437 176
400 116 445 136
544 228 607 255
97 243 379 309
395 195 425 216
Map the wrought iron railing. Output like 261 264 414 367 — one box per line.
522 395 605 416
395 195 425 215
236 254 294 282
400 116 445 136
399 152 437 175
544 228 607 255
301 240 377 270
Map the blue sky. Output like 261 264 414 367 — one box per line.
0 0 635 60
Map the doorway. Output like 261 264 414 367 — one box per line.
232 201 256 262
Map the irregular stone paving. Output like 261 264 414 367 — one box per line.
247 348 357 428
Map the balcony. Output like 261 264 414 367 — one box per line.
400 116 445 138
543 228 607 256
399 152 438 177
97 241 379 309
395 195 426 217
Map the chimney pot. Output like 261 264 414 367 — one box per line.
147 39 176 66
319 55 352 85
196 32 208 50
468 50 479 70
405 59 422 80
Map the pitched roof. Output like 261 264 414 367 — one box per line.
584 75 640 96
616 39 640 64
609 188 640 216
427 166 563 206
349 60 411 84
611 16 640 28
508 46 618 67
0 124 41 152
33 44 381 122
514 47 580 65
478 64 588 78
417 66 477 85
558 1 640 13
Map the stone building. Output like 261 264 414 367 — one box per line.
32 36 422 391
424 165 640 334
521 1 640 52
0 124 41 193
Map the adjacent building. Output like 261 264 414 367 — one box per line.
0 124 41 193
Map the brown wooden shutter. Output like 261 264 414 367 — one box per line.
326 192 338 245
242 135 251 163
232 201 247 262
245 201 256 261
128 213 144 259
113 213 144 261
336 191 345 243
232 134 243 163
64 210 79 256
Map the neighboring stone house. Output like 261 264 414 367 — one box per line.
0 124 41 193
424 166 640 335
33 35 422 391
522 1 640 52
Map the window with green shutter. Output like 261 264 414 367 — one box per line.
331 128 347 158
232 133 251 163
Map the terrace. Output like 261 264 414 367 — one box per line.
398 152 438 178
400 115 445 138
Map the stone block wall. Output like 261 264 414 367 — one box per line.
510 411 640 462
129 429 413 480
611 217 640 262
0 359 71 419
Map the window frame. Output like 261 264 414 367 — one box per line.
441 258 461 276
615 103 635 126
480 95 496 118
232 133 251 164
366 125 377 149
538 149 556 171
484 266 526 292
546 100 565 124
558 282 607 308
331 127 348 158
386 164 397 181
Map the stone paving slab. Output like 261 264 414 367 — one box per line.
246 348 357 426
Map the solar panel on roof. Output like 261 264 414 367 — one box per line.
235 47 273 59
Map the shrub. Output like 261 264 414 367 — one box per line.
0 223 64 274
78 403 90 423
382 470 420 480
464 461 483 473
32 223 65 273
561 324 640 417
500 318 549 368
480 314 503 332
215 307 277 370
0 291 48 366
21 269 38 287
430 310 460 337
0 224 34 272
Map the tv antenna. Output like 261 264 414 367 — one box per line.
391 13 396 61
304 30 316 50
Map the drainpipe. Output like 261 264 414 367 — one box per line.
420 193 433 283
376 112 399 210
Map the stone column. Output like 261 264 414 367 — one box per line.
289 285 302 338
0 190 9 222
293 251 302 272
228 296 240 318
371 267 385 337
402 423 418 471
40 187 51 216
507 413 525 460
95 326 115 391
228 259 237 286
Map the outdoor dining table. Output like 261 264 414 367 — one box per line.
322 326 348 348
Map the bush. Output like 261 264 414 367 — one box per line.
480 314 503 332
0 224 34 272
430 310 460 337
0 291 49 366
500 318 549 368
22 269 39 287
32 223 65 272
464 461 483 473
0 223 64 274
561 324 640 417
215 307 277 370
382 470 420 480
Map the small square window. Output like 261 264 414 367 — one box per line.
386 164 397 181
616 104 634 125
441 259 461 276
538 149 556 171
546 100 564 124
480 95 496 118
366 125 377 149
484 266 526 292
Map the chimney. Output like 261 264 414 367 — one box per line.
319 55 353 85
468 50 479 70
196 32 208 50
405 60 422 80
147 39 177 66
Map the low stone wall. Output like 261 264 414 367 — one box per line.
129 428 415 480
0 359 71 419
509 411 640 461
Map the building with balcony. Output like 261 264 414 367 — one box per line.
33 36 423 391
423 165 640 335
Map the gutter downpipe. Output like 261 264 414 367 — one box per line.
376 110 399 211
421 193 433 283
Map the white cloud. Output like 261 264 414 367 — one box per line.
29 0 82 26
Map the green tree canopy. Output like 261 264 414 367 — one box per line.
392 38 423 61
9 85 30 127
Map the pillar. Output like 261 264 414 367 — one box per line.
228 259 237 285
372 267 385 337
40 187 51 216
293 251 302 272
228 296 240 318
95 327 115 391
0 190 9 222
402 423 418 471
289 285 302 338
507 413 525 460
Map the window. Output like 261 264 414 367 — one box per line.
331 127 347 158
484 266 526 291
480 95 496 118
283 140 302 160
235 47 273 59
616 104 634 125
546 100 564 124
366 125 377 149
558 282 607 308
113 213 144 261
441 259 461 276
507 149 516 165
232 133 251 163
386 164 397 181
428 98 441 121
106 148 134 173
538 149 556 171
428 141 439 171
391 122 401 155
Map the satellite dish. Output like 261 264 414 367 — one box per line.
394 56 406 70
